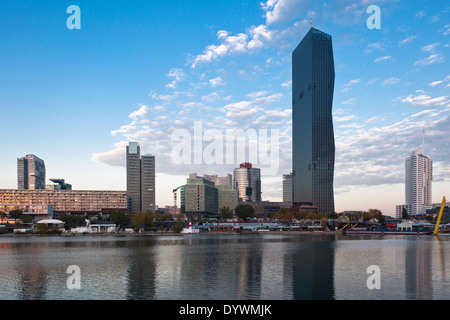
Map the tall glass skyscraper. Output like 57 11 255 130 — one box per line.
233 162 261 203
292 27 335 213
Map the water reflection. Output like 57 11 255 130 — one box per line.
0 234 449 300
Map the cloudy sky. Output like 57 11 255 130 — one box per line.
0 0 449 215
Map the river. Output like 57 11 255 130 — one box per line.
0 233 449 300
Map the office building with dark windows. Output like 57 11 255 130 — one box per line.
292 27 335 213
17 154 46 190
126 142 156 212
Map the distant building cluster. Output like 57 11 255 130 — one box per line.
1 28 340 222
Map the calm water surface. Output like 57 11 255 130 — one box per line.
0 233 449 300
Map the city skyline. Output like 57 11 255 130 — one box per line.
1 1 449 215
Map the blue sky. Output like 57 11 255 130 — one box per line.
0 0 449 215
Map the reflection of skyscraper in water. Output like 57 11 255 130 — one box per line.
292 241 335 299
125 243 157 299
405 241 433 299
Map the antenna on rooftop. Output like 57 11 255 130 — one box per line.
422 129 425 154
310 17 312 29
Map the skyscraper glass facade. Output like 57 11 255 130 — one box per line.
292 28 335 213
233 163 261 203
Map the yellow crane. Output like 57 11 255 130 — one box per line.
433 196 447 235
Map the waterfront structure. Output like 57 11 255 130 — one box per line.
233 163 261 203
405 150 432 216
17 154 46 190
282 173 293 203
126 142 156 212
292 27 335 213
46 178 72 190
0 189 127 213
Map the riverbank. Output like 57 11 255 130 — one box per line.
0 230 339 237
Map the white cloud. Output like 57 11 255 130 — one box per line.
261 0 305 25
421 42 439 52
429 80 444 87
335 115 357 122
415 10 425 19
399 36 416 46
414 53 445 66
402 94 449 107
209 76 225 87
129 104 149 120
343 79 360 87
382 77 401 86
189 11 307 68
374 56 392 62
92 141 128 167
341 98 356 105
166 68 186 88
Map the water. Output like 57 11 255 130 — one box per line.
1 233 450 300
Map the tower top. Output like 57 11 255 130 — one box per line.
310 17 312 29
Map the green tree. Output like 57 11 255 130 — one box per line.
402 208 410 220
9 210 23 223
219 207 234 220
111 210 130 230
37 223 49 234
327 211 339 219
134 211 145 229
235 204 255 221
173 221 185 233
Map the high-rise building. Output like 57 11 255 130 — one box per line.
17 154 46 190
405 150 432 216
141 154 156 213
233 162 261 203
292 27 335 213
126 142 156 212
282 173 293 203
126 142 141 212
